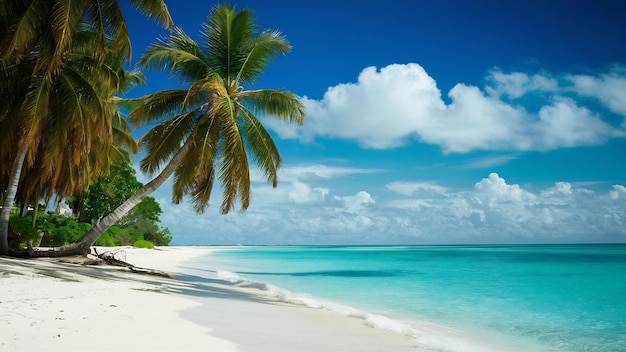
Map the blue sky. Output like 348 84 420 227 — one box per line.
120 0 626 245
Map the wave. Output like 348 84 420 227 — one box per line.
215 270 535 352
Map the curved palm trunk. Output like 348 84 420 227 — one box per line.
0 143 28 255
29 140 192 257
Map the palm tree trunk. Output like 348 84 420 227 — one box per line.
0 143 28 255
29 140 192 257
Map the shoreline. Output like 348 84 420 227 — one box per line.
1 246 419 351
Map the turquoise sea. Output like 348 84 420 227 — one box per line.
194 245 626 351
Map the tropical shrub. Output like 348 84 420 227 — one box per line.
133 239 155 249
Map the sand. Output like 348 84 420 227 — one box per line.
0 246 420 351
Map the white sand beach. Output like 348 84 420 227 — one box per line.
0 247 419 351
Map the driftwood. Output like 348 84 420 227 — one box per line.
92 248 173 278
53 248 174 279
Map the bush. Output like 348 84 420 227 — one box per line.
9 214 39 238
132 239 155 249
43 216 91 246
8 214 40 247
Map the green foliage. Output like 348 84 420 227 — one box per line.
133 239 155 249
8 205 171 248
81 161 143 222
76 159 172 247
38 215 92 246
146 227 172 246
9 214 39 239
118 196 162 227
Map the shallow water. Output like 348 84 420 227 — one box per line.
195 245 626 352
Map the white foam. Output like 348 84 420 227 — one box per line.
214 271 535 352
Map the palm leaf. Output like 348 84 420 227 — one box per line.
174 107 221 210
202 4 255 81
240 89 305 125
139 110 198 175
183 76 226 111
140 27 209 83
50 0 87 73
235 31 291 84
239 105 281 187
5 0 48 58
129 89 188 127
214 95 250 213
129 0 173 30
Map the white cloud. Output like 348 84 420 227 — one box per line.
386 181 448 196
485 69 558 98
474 173 536 204
535 98 620 148
610 185 626 200
148 165 626 245
268 63 626 153
568 66 626 117
334 191 375 212
280 164 382 181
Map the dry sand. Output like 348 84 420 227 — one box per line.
0 246 420 351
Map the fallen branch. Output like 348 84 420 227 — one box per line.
91 248 174 278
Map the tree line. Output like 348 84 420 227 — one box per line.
0 1 305 256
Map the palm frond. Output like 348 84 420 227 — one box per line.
101 0 131 59
5 0 48 57
239 105 281 187
214 96 250 213
24 75 51 144
117 69 146 94
129 89 188 127
174 107 221 211
129 0 174 30
183 76 225 111
112 111 139 154
235 30 291 84
240 89 305 125
50 0 86 72
139 110 197 175
189 157 216 213
202 4 256 80
140 27 209 83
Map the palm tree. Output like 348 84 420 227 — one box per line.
13 43 143 218
3 0 173 75
45 3 305 256
0 29 141 255
0 0 170 255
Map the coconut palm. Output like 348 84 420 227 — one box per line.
0 29 141 255
48 3 305 256
14 45 143 217
0 0 170 255
3 0 173 75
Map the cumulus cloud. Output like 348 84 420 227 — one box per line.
267 63 625 153
474 173 536 204
152 163 626 245
485 69 558 98
568 66 626 117
334 191 375 213
381 174 626 243
386 181 448 196
535 98 619 148
610 185 626 200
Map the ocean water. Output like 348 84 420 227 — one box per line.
193 245 626 352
